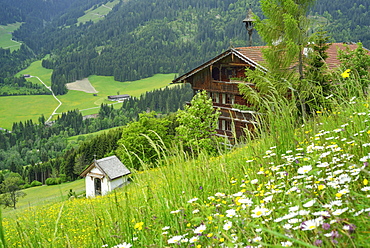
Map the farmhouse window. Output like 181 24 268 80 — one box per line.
210 92 219 103
221 120 232 131
212 67 220 81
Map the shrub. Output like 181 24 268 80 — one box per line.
45 178 62 186
30 180 42 187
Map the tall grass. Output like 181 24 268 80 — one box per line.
3 76 370 247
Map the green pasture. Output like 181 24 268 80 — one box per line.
16 60 53 87
0 95 57 129
0 22 22 51
77 0 120 24
2 179 85 217
57 74 175 114
67 126 122 144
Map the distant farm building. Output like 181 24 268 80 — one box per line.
80 155 131 198
23 74 31 78
107 94 130 101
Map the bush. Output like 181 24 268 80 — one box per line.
30 180 43 187
45 177 62 186
23 183 31 189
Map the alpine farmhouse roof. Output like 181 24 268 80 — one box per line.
173 43 365 83
80 155 131 180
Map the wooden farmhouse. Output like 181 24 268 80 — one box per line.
80 155 131 198
173 43 364 140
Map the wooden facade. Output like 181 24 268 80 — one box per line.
173 47 266 139
173 43 368 140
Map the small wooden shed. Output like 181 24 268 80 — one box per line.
80 155 131 198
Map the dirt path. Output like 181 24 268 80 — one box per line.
32 76 62 123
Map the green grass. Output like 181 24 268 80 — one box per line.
57 74 175 114
16 60 53 87
67 126 122 144
77 0 120 24
0 23 22 51
0 95 57 129
2 74 370 247
2 179 85 218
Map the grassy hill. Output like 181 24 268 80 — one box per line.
2 78 370 247
2 179 85 217
0 58 176 129
0 22 22 51
77 0 120 24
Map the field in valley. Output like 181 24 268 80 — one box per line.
0 59 176 130
0 22 22 51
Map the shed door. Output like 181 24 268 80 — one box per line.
94 178 102 196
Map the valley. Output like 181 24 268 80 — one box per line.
0 57 176 130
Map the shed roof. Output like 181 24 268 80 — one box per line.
80 155 131 180
173 43 368 84
108 94 130 99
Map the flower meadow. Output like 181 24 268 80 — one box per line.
2 97 370 247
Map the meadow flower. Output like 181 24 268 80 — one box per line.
194 224 206 234
113 242 132 248
312 211 330 217
189 236 199 243
188 197 198 203
289 206 299 212
162 226 170 230
134 222 144 230
168 235 183 244
313 239 323 246
332 207 348 216
283 223 293 230
226 209 238 218
170 209 181 214
361 186 370 191
251 206 271 218
299 210 310 216
288 218 301 224
252 236 262 242
223 221 232 230
281 241 293 247
297 165 312 174
192 209 200 214
238 197 253 205
301 219 321 231
322 223 331 230
303 199 316 208
251 179 258 184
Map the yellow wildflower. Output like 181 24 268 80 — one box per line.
134 222 144 230
341 69 351 78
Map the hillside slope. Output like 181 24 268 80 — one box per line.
3 92 370 247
